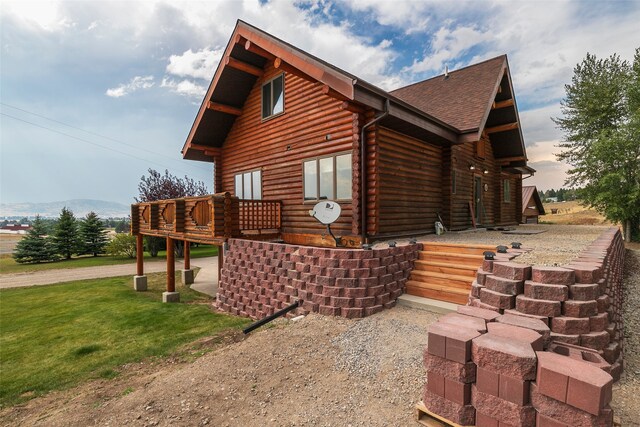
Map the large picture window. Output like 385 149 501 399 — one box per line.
303 153 352 201
235 170 262 200
261 74 284 120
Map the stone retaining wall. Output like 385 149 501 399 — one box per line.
216 239 420 320
423 227 625 426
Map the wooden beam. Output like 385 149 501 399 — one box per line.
233 34 247 46
492 99 514 110
340 101 366 114
224 56 263 77
207 101 242 116
166 237 175 293
184 241 190 270
321 85 349 102
244 40 276 60
485 122 518 134
274 57 315 83
136 234 144 276
189 143 221 156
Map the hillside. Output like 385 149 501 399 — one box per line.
0 199 130 218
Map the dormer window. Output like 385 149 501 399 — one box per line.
261 74 284 120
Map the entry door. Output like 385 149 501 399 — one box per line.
474 176 482 225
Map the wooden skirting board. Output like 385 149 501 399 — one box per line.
415 402 474 427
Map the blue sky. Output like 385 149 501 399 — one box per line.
1 0 639 205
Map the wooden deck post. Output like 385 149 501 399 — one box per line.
218 244 224 279
133 233 147 291
181 240 194 285
163 237 179 302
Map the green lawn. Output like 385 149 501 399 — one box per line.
0 244 219 275
0 272 248 407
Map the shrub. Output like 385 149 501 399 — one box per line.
106 234 136 258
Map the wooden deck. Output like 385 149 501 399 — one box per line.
131 193 282 245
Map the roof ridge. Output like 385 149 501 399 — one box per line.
390 54 506 93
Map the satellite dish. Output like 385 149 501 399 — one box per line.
309 201 341 225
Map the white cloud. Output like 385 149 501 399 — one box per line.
160 77 207 98
166 47 223 80
2 0 75 32
105 75 155 98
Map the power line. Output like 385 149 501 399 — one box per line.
0 102 211 173
0 112 211 179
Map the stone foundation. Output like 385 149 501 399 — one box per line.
216 239 420 320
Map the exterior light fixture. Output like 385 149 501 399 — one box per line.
496 245 508 253
388 241 397 248
483 169 489 174
483 251 495 260
469 164 476 170
511 242 522 249
409 238 417 244
362 243 372 250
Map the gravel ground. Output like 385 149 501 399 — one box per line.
611 247 640 426
374 224 610 266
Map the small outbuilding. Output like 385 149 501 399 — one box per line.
521 185 545 223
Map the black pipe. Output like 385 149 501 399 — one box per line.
243 300 300 334
360 99 390 245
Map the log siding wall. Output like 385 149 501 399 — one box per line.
374 127 443 237
220 64 356 238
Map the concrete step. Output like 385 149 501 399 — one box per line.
397 293 459 314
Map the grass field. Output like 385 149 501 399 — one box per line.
0 244 218 275
0 272 249 407
0 234 21 255
541 200 610 225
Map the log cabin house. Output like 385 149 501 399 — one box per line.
521 185 545 224
131 20 535 308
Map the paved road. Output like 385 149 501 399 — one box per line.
0 257 219 290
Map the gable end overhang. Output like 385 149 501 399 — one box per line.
181 20 464 161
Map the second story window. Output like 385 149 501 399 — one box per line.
262 74 284 120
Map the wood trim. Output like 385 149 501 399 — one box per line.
189 144 221 156
207 101 242 116
321 85 350 102
485 122 519 134
224 56 263 77
497 155 527 164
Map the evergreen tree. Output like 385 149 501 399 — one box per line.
555 49 640 241
52 207 80 260
13 215 55 264
79 211 109 256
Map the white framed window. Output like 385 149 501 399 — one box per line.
303 153 352 201
235 170 262 200
503 179 511 203
261 74 284 120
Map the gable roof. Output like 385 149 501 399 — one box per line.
182 20 527 165
522 186 545 215
390 56 506 133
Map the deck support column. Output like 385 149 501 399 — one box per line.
163 237 180 303
133 234 147 291
218 243 224 280
181 240 194 285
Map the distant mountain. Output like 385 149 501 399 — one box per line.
0 199 130 218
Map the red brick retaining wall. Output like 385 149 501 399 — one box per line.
423 227 624 426
216 239 420 320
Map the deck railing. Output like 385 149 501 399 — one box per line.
131 193 282 244
239 199 282 233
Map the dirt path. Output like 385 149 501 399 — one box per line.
0 257 219 289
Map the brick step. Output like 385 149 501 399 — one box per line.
406 281 469 305
409 270 474 289
419 251 485 266
413 260 478 277
421 241 496 255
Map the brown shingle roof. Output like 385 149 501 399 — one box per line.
390 56 506 132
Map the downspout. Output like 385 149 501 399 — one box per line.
360 99 390 245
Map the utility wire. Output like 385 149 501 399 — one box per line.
0 112 211 179
0 102 211 172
